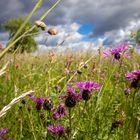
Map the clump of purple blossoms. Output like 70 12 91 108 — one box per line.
0 128 10 140
60 84 79 108
53 103 67 120
77 81 101 101
126 69 140 88
103 43 129 60
28 94 53 111
47 125 64 137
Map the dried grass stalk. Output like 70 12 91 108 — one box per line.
0 61 9 77
0 90 34 118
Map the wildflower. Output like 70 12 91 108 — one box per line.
103 43 129 60
28 94 49 111
34 98 44 111
77 81 101 101
60 84 79 108
0 128 9 136
0 128 10 140
43 98 53 111
53 104 67 120
126 69 140 88
47 125 64 137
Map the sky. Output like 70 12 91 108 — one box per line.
0 0 140 51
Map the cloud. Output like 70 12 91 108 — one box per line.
1 0 140 35
0 0 140 48
102 20 140 46
36 22 97 52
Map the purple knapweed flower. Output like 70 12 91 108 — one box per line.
60 84 79 108
0 128 9 136
28 94 51 111
43 98 53 111
77 81 101 101
103 43 129 60
35 98 44 110
126 69 140 88
47 125 64 137
0 128 10 140
53 104 67 120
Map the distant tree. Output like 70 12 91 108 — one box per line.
4 18 39 53
136 29 140 45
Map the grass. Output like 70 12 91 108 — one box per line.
0 1 140 139
0 50 140 140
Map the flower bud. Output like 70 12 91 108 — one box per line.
65 97 76 108
48 27 58 35
35 20 46 30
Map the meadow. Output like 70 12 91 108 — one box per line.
0 47 140 140
0 0 140 139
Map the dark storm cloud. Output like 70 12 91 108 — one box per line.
0 0 140 36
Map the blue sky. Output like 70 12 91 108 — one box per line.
78 23 93 35
0 0 140 49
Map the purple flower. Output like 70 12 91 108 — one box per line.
28 94 49 111
53 104 67 120
77 81 101 91
126 69 140 88
47 125 64 137
103 43 129 60
77 81 101 101
0 128 9 136
0 128 10 140
126 70 140 80
35 98 44 110
60 84 79 108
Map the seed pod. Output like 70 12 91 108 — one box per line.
114 53 121 60
112 120 123 129
130 77 140 89
35 20 46 30
77 70 82 75
40 112 46 120
21 99 26 104
43 98 53 111
65 97 76 108
47 27 58 35
82 90 91 101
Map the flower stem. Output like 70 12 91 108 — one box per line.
25 105 37 140
82 101 87 114
68 108 72 139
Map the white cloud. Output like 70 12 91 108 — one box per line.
103 20 140 46
35 22 98 52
